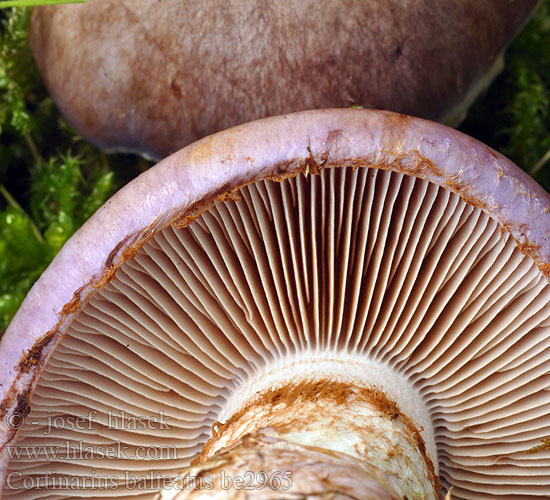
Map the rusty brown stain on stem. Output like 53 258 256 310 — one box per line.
193 380 440 494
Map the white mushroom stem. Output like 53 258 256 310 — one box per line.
164 378 439 499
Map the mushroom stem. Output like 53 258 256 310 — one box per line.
166 380 439 499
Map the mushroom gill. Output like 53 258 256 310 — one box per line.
4 166 550 499
0 110 549 499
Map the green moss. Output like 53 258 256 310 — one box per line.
0 1 85 8
460 0 550 188
0 7 143 332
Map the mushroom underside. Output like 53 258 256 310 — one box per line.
4 166 550 499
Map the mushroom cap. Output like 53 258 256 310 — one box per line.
30 0 540 159
0 109 549 498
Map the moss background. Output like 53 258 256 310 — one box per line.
460 0 550 186
0 2 549 332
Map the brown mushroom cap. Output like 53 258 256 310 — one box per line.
0 109 549 498
30 0 540 159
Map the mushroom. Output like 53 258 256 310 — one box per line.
29 0 540 159
1 109 549 498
